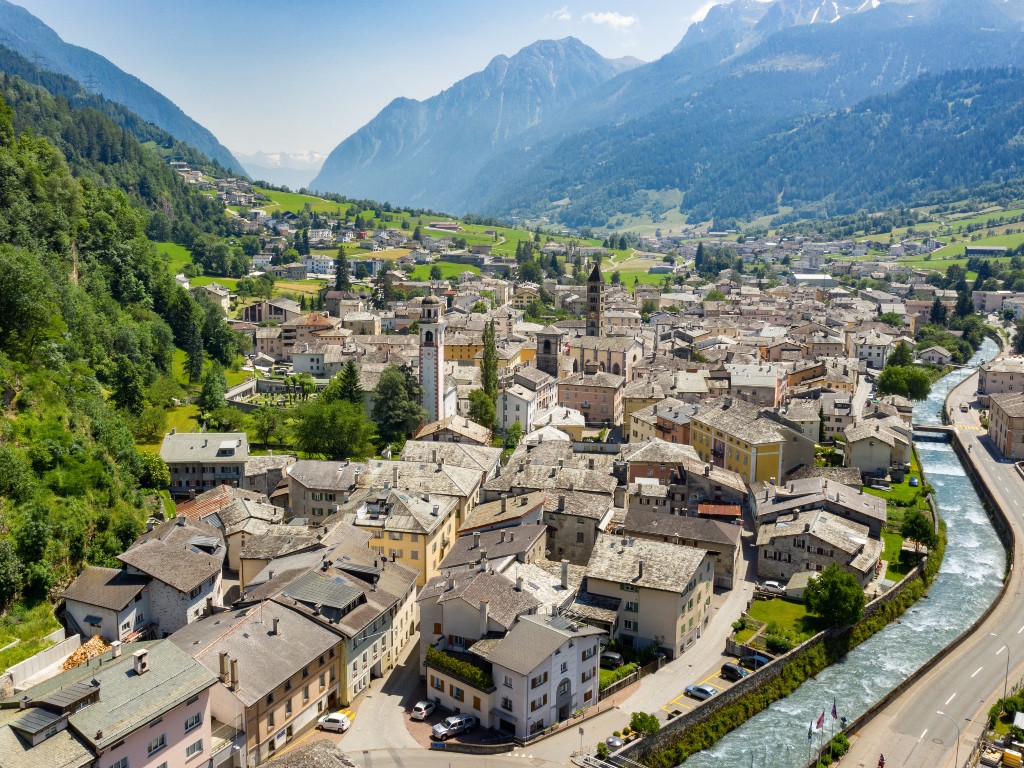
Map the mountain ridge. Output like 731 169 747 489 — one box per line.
310 36 639 209
0 0 243 173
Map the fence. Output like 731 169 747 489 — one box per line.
599 659 661 700
5 631 78 688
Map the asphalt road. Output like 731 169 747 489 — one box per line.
845 365 1024 768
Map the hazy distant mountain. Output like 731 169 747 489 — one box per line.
0 0 243 173
235 150 326 190
311 37 642 210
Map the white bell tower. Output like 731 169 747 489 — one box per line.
419 295 446 423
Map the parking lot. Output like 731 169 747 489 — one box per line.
660 658 753 718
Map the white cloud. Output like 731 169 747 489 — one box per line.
690 2 716 24
547 6 572 22
581 11 639 30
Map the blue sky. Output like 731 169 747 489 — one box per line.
14 0 721 155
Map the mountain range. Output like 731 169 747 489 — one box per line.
233 150 327 190
312 0 1024 225
0 0 243 174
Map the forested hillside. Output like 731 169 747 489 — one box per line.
0 86 243 637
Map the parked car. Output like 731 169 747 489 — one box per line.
909 477 920 487
317 712 351 733
685 684 719 701
606 735 624 749
431 714 478 741
410 700 437 721
600 651 625 669
720 663 749 682
739 654 770 670
761 580 786 596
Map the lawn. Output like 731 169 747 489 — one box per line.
604 269 670 287
154 241 193 275
410 261 481 280
920 232 1024 261
274 278 328 296
251 187 350 216
746 598 829 642
0 601 62 671
862 450 929 525
882 531 920 581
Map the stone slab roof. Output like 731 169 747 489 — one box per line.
586 533 707 594
61 566 149 611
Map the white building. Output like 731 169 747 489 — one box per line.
420 296 448 423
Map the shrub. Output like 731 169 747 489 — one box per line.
831 733 850 756
622 726 631 736
425 646 493 690
596 742 610 760
630 711 661 736
613 730 621 738
765 635 794 654
732 618 747 632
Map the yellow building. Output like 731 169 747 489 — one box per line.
446 331 484 363
689 396 787 485
355 491 460 586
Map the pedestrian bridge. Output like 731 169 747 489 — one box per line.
911 424 955 442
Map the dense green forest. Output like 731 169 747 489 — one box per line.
0 81 243 623
479 67 1024 230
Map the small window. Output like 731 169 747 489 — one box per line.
147 734 167 756
185 713 201 732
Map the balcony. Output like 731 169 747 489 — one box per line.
210 718 245 766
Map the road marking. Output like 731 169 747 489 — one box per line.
997 646 1006 656
944 693 957 705
971 667 984 678
920 728 928 740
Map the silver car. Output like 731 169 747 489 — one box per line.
410 699 437 721
431 713 478 740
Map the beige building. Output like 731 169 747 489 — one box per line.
160 431 249 497
978 358 1024 405
558 370 625 426
756 509 882 587
577 534 714 659
844 418 912 477
988 391 1024 458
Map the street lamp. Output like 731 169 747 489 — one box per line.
936 711 960 768
991 632 1011 702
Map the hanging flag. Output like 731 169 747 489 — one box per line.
808 721 814 740
816 710 826 731
832 699 838 720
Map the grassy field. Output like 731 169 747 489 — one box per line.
250 187 350 216
599 662 639 691
917 232 1024 262
746 598 828 643
882 531 918 581
0 602 63 671
410 261 481 280
604 268 669 287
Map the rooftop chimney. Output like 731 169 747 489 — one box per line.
561 559 570 590
431 448 438 463
516 575 523 591
206 596 214 617
146 520 154 533
501 496 508 513
393 465 400 484
110 641 122 659
479 599 490 636
588 458 595 470
637 559 645 580
558 494 566 510
473 531 481 549
132 649 149 676
273 617 281 636
219 651 229 683
229 657 239 690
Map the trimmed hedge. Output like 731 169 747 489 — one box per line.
638 521 949 768
425 646 494 691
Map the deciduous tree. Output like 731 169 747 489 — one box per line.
804 564 865 627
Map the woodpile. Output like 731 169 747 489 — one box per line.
61 635 110 670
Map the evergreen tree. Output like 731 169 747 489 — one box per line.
929 297 948 325
954 291 974 318
184 317 205 384
695 242 705 271
197 362 228 416
373 268 394 309
334 248 351 291
338 360 363 404
481 320 498 404
372 365 426 445
818 406 826 444
886 340 914 368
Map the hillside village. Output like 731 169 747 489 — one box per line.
9 199 1022 768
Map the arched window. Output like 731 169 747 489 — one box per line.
425 331 434 344
612 363 621 375
543 340 552 354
